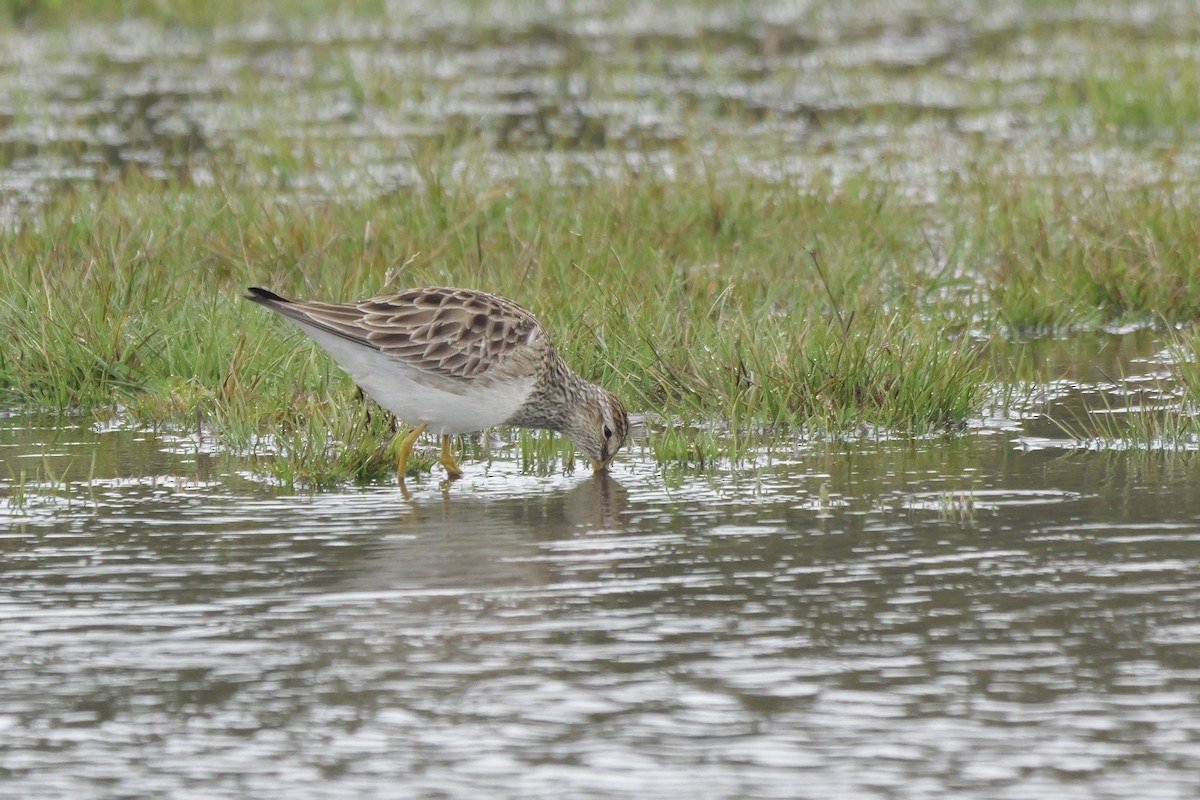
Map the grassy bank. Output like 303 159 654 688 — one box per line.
4 0 1200 485
0 164 977 482
3 158 1200 483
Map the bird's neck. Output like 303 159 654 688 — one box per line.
505 353 590 433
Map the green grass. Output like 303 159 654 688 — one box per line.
1073 51 1200 138
4 0 1200 485
948 173 1200 333
6 159 1200 485
0 163 999 483
6 152 1200 483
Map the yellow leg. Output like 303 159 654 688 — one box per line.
439 434 464 479
392 421 428 483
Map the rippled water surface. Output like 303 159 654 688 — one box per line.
4 367 1200 799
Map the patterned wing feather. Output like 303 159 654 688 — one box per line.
249 287 546 383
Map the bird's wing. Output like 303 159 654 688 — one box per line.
246 286 545 383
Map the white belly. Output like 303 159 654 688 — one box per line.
290 320 535 435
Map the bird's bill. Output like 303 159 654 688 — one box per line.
591 458 609 474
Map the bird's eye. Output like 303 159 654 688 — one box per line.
603 425 613 439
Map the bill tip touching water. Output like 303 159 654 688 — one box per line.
245 286 629 483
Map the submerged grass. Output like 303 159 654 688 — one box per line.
1019 325 1200 454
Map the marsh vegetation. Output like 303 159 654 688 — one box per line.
2 0 1199 484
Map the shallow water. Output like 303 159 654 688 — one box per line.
3 336 1200 799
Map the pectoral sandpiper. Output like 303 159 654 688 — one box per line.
246 286 629 482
